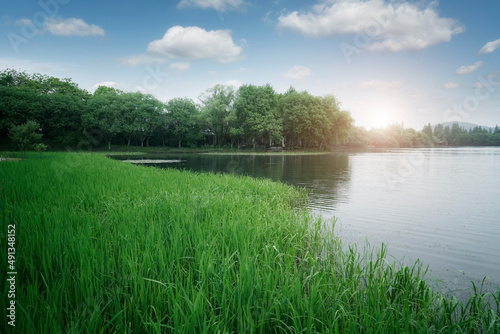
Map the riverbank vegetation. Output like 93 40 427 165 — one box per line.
347 123 500 148
1 153 499 333
1 69 353 152
3 69 499 154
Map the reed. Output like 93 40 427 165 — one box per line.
0 153 498 333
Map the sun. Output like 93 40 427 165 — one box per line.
373 113 391 128
353 101 402 129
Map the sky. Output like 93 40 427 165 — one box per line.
1 0 499 129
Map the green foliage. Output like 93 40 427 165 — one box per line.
0 85 42 139
279 90 353 149
84 92 123 150
199 84 236 147
166 97 200 147
14 68 500 150
429 123 500 146
83 89 166 149
0 68 90 99
129 93 165 148
1 153 498 332
347 124 436 148
93 85 123 96
234 84 282 147
34 143 48 153
0 69 89 146
8 120 43 158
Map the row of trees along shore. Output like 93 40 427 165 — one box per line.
349 123 500 148
1 69 353 150
2 68 499 150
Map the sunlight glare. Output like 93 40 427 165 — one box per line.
374 113 390 128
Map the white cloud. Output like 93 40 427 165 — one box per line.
177 0 247 12
147 26 243 63
456 61 483 75
276 0 464 52
478 38 500 55
282 66 311 80
169 62 191 74
443 82 459 89
44 17 105 37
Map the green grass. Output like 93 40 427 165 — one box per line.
1 153 499 333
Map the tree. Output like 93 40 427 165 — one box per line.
199 84 235 147
449 123 465 145
317 95 353 148
93 85 123 96
39 93 86 146
279 90 353 149
279 90 314 147
119 93 142 148
84 93 123 150
1 69 90 146
0 86 42 140
422 123 433 141
443 125 451 142
166 98 199 148
347 126 369 147
234 84 281 148
156 112 171 147
133 93 164 148
8 120 43 159
433 123 444 140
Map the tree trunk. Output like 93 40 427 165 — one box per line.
107 140 111 150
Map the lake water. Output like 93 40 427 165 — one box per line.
118 148 500 300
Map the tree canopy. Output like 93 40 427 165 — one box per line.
3 68 497 151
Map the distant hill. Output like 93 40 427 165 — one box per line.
431 122 494 131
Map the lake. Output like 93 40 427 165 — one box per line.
117 147 500 300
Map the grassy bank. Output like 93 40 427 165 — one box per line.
1 153 499 333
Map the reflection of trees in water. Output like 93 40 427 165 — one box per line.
278 154 351 211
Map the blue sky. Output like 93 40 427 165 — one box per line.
1 0 499 129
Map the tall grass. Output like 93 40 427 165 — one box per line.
0 153 498 333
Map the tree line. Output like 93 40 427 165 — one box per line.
2 69 498 151
0 69 354 151
346 122 500 148
422 123 500 146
